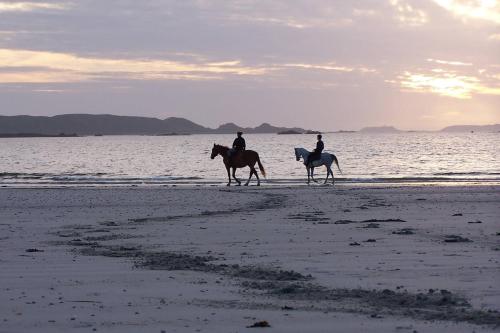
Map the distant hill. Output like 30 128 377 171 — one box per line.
213 122 307 134
359 126 401 133
214 122 243 134
440 124 500 132
252 123 306 134
0 114 308 135
0 114 210 135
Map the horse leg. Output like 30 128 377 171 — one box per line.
226 166 231 186
311 167 318 183
307 167 310 185
232 167 241 186
331 168 335 185
245 167 254 186
254 167 260 186
324 166 330 184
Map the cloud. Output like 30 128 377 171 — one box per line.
0 70 87 83
432 0 500 24
283 63 354 72
0 1 68 13
427 58 473 66
390 0 428 26
0 48 382 86
224 13 353 29
282 62 378 74
171 1 358 29
0 48 268 83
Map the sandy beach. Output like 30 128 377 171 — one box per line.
1 185 499 332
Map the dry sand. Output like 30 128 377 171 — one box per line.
0 185 499 332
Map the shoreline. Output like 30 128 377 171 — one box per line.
1 185 499 332
2 178 500 189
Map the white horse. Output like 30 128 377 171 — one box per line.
294 148 342 185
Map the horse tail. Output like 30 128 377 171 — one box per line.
257 154 266 178
330 154 342 174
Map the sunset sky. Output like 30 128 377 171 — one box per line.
0 0 499 130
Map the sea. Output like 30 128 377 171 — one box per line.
1 132 499 187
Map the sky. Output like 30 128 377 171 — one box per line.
0 0 499 130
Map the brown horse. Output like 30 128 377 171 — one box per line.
210 144 266 186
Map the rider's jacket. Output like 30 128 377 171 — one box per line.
233 137 246 151
315 140 324 153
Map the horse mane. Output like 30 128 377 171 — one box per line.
295 147 311 154
215 144 229 149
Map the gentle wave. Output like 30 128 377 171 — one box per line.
0 172 108 179
0 172 204 186
433 172 500 176
2 174 500 187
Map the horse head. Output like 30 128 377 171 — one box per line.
294 148 301 161
211 144 228 159
210 144 218 159
293 148 304 161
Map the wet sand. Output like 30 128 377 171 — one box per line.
0 185 499 332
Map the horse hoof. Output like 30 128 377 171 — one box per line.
226 183 230 186
244 183 249 186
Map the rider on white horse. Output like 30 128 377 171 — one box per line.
305 134 324 167
294 144 341 185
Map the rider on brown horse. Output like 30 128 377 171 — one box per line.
211 142 266 186
305 134 324 166
229 131 246 161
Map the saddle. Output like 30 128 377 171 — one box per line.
228 149 244 163
307 152 322 166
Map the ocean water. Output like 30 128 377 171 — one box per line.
0 132 499 187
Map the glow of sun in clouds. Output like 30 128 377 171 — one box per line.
433 0 500 24
398 71 500 98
